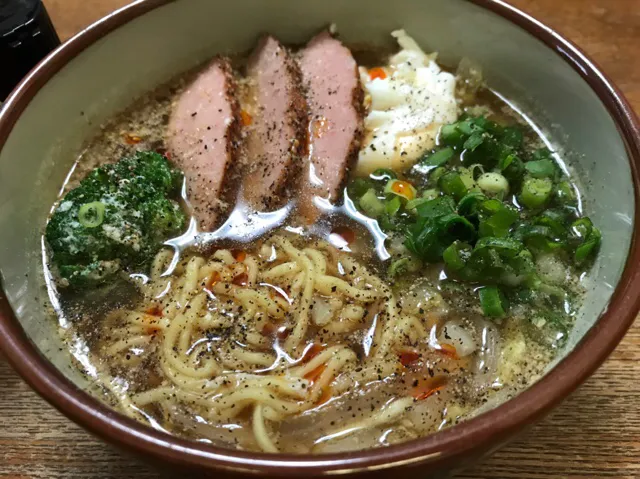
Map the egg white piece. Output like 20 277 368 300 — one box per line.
356 30 458 175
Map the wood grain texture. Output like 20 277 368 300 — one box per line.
2 0 639 477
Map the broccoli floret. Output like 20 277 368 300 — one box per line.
45 151 186 288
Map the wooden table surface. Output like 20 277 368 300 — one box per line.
2 1 639 478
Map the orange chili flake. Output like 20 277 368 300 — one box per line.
331 226 356 245
140 313 162 334
240 110 252 126
124 133 142 144
268 285 290 303
232 250 247 262
232 272 249 287
391 180 416 200
301 343 324 363
411 376 447 401
436 343 459 359
261 321 277 337
206 271 221 290
303 364 326 384
145 305 163 317
399 350 421 367
368 67 387 81
276 326 290 340
317 385 332 405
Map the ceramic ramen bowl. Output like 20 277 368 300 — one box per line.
0 0 639 477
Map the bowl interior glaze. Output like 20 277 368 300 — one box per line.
0 0 636 475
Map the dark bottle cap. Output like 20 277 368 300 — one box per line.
1 0 60 100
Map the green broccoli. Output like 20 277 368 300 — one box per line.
45 151 186 288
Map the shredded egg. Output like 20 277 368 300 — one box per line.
356 30 458 175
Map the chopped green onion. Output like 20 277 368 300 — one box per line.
501 127 523 149
536 209 569 236
475 236 523 256
511 248 535 276
359 189 385 217
406 190 439 210
443 241 471 271
456 119 476 136
429 166 447 185
78 202 105 228
478 286 508 318
439 214 477 242
532 147 553 161
458 167 477 190
479 205 519 238
415 196 456 219
439 171 468 200
515 224 563 252
571 218 601 263
405 198 428 212
570 217 593 240
378 214 402 232
554 181 577 205
348 178 375 199
477 172 509 196
524 159 556 178
421 147 455 167
519 177 553 209
478 198 503 215
457 192 486 217
386 196 402 216
388 256 422 277
464 132 485 151
499 153 525 182
575 227 601 263
439 123 464 146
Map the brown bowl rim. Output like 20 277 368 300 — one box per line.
1 0 639 475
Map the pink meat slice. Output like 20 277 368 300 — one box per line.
297 31 364 223
166 58 239 231
242 36 306 211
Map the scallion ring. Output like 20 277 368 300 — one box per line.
78 201 106 228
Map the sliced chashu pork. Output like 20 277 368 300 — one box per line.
242 36 307 210
298 31 364 223
166 57 239 231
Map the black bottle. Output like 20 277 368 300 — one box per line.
0 0 60 100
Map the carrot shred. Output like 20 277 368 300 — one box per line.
411 376 447 400
331 226 356 245
232 250 247 262
240 110 252 126
391 180 416 201
301 343 324 363
303 364 326 384
124 133 142 144
368 67 387 81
